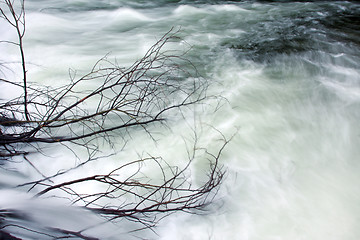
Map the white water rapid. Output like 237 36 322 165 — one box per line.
1 1 360 239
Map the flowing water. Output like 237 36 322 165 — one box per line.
1 0 360 239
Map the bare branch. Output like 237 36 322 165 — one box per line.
1 0 28 120
0 2 230 239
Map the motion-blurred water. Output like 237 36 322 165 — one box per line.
1 1 360 239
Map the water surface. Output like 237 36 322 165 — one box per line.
1 1 360 239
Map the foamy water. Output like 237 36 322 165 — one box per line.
1 1 360 239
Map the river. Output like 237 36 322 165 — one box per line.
1 0 360 239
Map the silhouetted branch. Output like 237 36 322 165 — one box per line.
0 0 28 120
0 1 229 239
